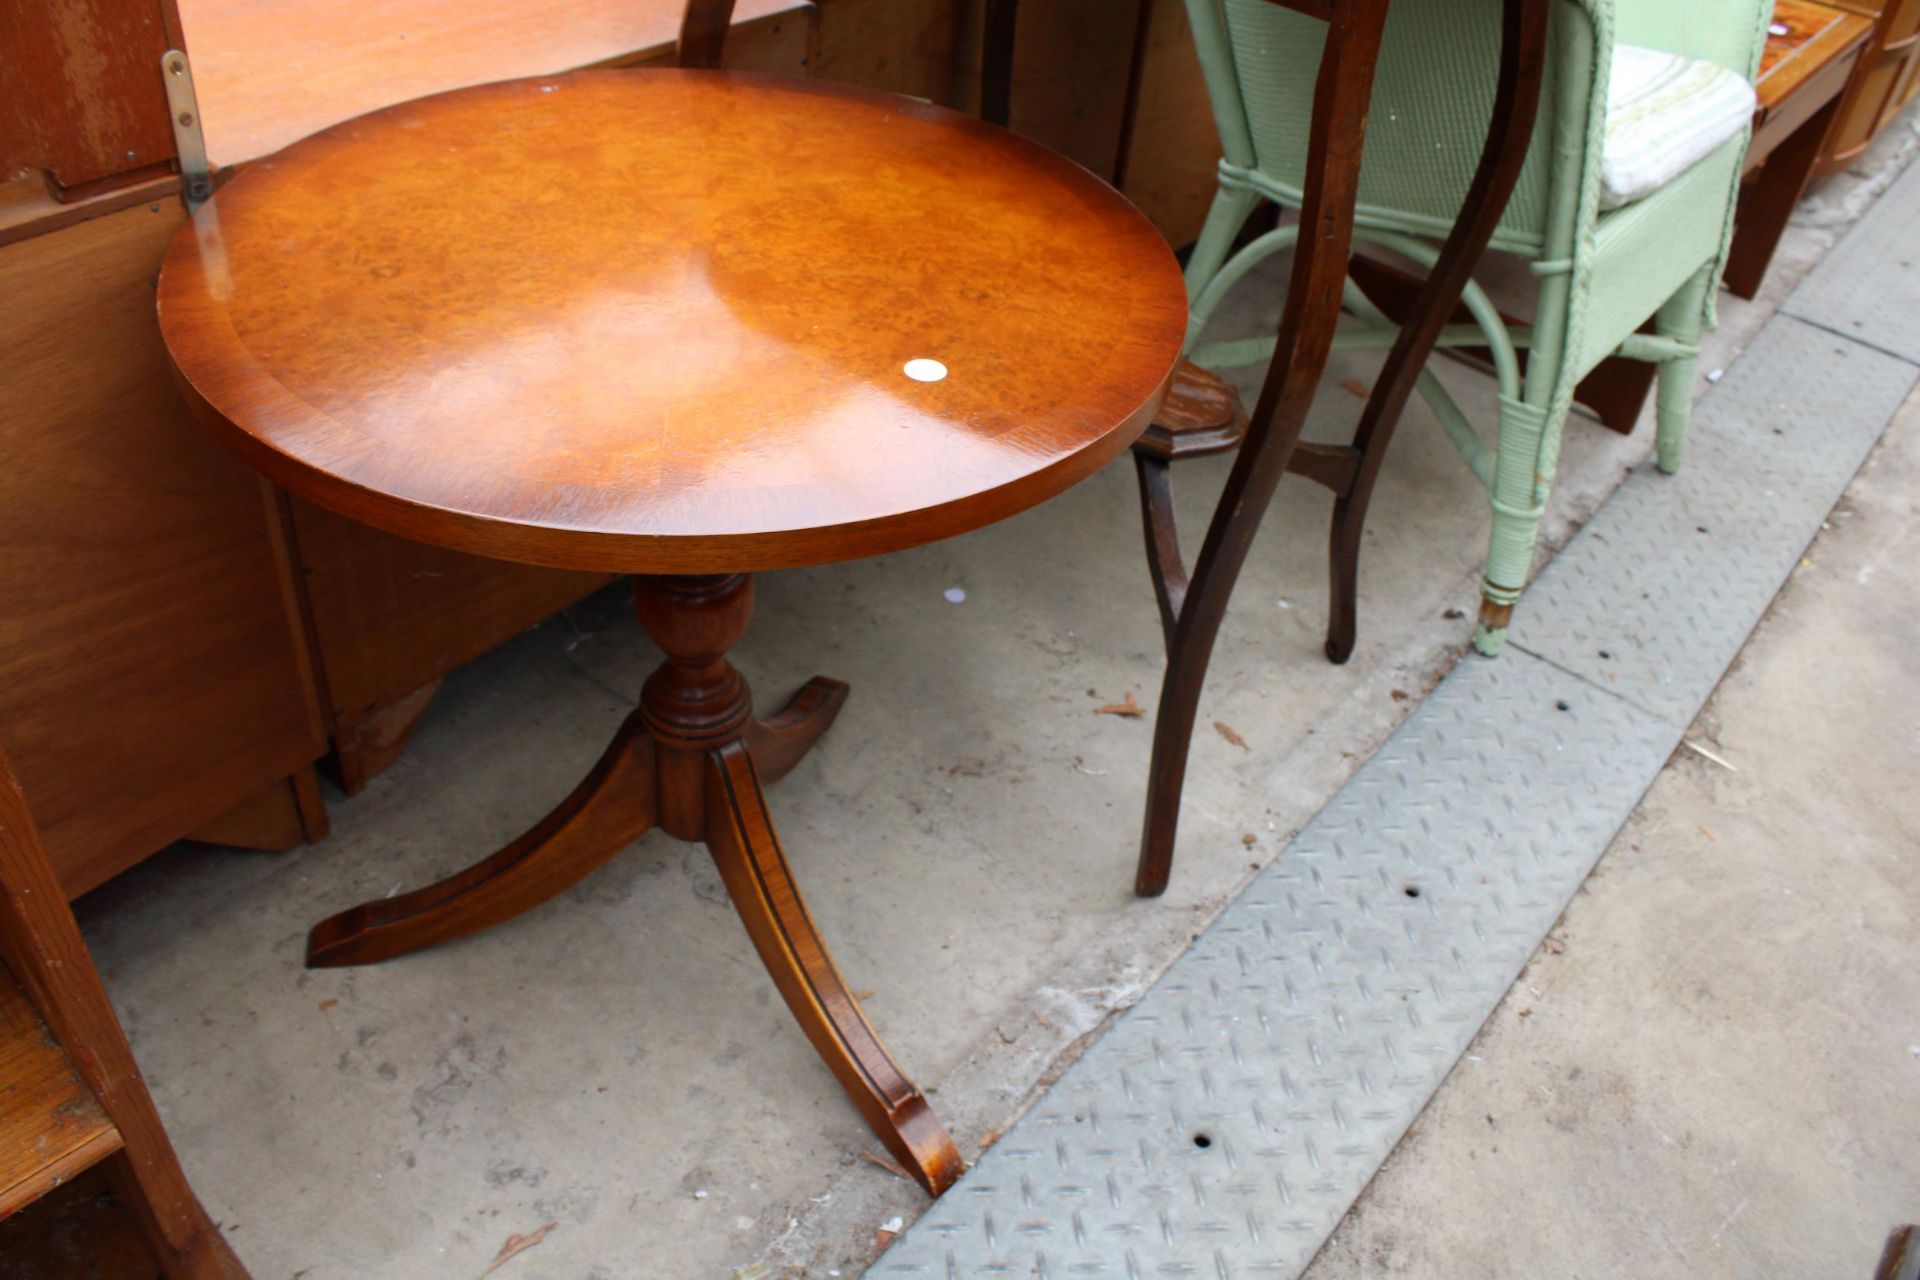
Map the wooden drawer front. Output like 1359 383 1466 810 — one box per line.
0 203 325 895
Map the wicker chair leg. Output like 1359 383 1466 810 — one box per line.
1474 393 1556 656
1184 186 1263 323
1654 265 1713 474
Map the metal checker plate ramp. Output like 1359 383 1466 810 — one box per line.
874 651 1672 1279
1508 313 1919 725
873 163 1919 1279
1780 156 1920 365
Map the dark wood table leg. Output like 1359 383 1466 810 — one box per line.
980 0 1019 127
1134 0 1551 896
1725 95 1844 300
305 574 962 1195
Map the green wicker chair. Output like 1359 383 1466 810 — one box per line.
1177 0 1770 654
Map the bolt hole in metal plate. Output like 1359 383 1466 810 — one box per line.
871 165 1920 1279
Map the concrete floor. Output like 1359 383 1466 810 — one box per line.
1302 377 1920 1280
73 114 1919 1279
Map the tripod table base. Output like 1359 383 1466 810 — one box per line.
304 573 963 1195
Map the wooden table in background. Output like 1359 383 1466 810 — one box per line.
1725 0 1876 299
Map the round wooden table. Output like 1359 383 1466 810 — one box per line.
157 68 1185 1195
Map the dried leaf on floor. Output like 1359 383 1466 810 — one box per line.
317 998 339 1012
1094 692 1146 717
859 1149 912 1182
1389 689 1410 702
1241 833 1256 847
480 1222 558 1277
1339 378 1370 398
1213 721 1249 749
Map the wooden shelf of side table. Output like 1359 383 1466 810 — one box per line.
0 744 245 1275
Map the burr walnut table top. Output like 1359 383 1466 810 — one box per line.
157 69 1186 573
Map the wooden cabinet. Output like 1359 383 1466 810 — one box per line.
1820 0 1920 174
0 199 328 896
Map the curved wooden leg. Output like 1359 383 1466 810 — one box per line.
744 676 849 785
1135 452 1186 651
1319 0 1551 665
1135 0 1394 898
307 713 658 967
1136 0 1550 894
704 741 963 1195
1325 492 1365 664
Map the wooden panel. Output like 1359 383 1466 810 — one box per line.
0 202 326 897
949 0 1143 177
936 0 1222 246
0 969 120 1220
0 1165 161 1280
185 766 327 852
1819 0 1920 173
1829 51 1908 158
177 0 816 166
813 0 963 103
288 500 609 725
627 4 818 74
0 0 184 197
1875 0 1920 122
1119 0 1224 247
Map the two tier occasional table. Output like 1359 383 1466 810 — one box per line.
157 69 1185 1194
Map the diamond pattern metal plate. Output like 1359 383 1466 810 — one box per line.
1781 155 1920 364
1509 314 1919 725
872 161 1919 1279
873 651 1674 1279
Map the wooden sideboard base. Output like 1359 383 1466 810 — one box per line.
327 680 444 797
185 767 329 853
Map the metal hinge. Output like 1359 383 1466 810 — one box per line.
160 50 213 211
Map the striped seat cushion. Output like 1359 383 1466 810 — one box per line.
1600 44 1757 211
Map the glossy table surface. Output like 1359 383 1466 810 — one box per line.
157 69 1187 573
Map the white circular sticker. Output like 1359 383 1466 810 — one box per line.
902 358 948 383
